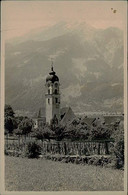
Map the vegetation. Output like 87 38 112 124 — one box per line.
65 117 89 140
5 104 33 136
89 118 112 140
111 121 124 169
5 105 17 134
33 125 53 141
24 142 41 158
4 104 124 168
18 118 33 135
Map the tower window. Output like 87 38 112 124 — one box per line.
55 83 58 87
48 99 50 104
54 89 58 94
55 98 58 103
48 89 50 94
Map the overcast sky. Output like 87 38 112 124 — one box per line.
2 1 127 40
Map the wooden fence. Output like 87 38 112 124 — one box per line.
5 137 113 155
40 141 112 155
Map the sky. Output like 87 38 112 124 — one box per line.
2 1 127 40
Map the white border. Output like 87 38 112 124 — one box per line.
0 1 127 195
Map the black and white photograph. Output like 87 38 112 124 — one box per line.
1 0 127 193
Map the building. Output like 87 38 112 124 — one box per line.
60 107 76 125
33 108 46 129
45 63 60 124
33 62 76 129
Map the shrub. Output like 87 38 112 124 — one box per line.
33 126 53 141
24 142 41 158
111 121 124 169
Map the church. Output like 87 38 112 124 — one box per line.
33 62 75 128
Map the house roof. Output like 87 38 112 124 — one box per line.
60 107 76 125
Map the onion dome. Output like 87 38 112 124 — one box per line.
46 64 59 83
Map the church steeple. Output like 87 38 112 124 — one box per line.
51 59 54 72
45 61 60 124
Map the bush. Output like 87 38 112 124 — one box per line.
111 121 124 169
24 142 41 158
33 126 53 141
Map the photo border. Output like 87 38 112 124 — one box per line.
0 1 127 195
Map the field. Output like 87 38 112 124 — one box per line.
5 156 124 191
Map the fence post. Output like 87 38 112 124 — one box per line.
64 142 67 155
105 141 109 155
98 143 100 155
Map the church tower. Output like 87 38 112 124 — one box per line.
45 62 60 125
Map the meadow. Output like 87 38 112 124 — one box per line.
5 156 124 191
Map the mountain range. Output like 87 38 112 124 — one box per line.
5 21 124 117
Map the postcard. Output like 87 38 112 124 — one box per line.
0 1 127 195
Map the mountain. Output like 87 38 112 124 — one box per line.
5 22 124 117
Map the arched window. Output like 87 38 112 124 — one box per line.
54 89 58 94
48 99 50 104
48 89 50 94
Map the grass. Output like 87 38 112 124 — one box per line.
5 156 124 191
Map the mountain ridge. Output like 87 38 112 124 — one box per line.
5 22 124 117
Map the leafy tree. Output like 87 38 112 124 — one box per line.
13 128 23 136
5 104 15 117
65 117 89 140
18 118 33 135
15 116 24 126
4 105 17 134
24 141 41 158
50 116 66 140
52 124 66 141
33 125 53 141
89 118 112 140
111 121 124 168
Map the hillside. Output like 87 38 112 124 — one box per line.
5 22 124 116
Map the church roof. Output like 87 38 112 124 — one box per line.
60 107 76 125
80 116 95 127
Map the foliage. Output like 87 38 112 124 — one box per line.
24 141 41 158
18 118 33 135
33 125 53 141
5 105 17 134
89 118 112 140
111 121 124 169
65 117 89 140
5 104 15 117
13 128 23 136
52 124 66 141
15 116 25 126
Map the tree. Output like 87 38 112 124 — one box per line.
33 125 53 141
4 105 17 134
111 121 124 168
15 116 24 126
5 104 15 117
89 118 112 140
65 117 89 140
18 118 33 135
53 124 66 141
